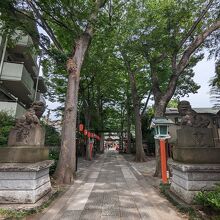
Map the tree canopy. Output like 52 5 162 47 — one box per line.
1 0 220 179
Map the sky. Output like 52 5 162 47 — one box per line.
183 55 215 108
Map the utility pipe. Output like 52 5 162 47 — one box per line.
34 55 42 101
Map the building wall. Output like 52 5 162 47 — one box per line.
0 32 46 118
0 101 26 118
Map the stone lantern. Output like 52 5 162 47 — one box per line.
151 117 174 184
151 117 174 139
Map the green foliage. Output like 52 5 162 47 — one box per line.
1 0 219 140
49 148 60 175
133 0 208 95
42 124 60 175
0 111 15 146
167 98 179 108
0 208 29 219
141 107 155 154
194 184 220 211
44 124 61 146
142 107 154 140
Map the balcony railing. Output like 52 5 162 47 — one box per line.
10 31 38 71
0 101 26 118
1 62 34 96
19 35 38 66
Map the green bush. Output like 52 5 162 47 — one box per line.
194 184 220 211
43 124 61 175
44 124 61 146
0 111 15 146
49 148 60 175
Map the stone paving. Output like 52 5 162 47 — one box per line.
39 150 186 220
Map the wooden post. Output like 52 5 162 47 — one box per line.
160 139 167 184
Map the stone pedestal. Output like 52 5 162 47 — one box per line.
0 146 49 163
0 160 53 204
173 147 220 163
172 127 220 163
170 161 220 204
8 125 45 146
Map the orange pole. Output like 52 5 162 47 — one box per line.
160 139 167 184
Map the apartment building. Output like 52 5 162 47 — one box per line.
0 33 47 118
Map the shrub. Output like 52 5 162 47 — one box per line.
49 148 60 175
0 111 15 146
43 124 61 175
194 184 220 211
44 124 61 146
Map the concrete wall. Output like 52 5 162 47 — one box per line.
2 62 34 95
0 101 26 118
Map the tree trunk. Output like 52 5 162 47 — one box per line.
54 0 108 182
129 71 145 162
126 95 132 153
151 62 177 177
134 105 145 161
99 133 104 153
127 113 132 154
120 106 125 152
54 69 78 184
153 139 161 177
98 93 104 153
85 88 92 160
54 33 92 184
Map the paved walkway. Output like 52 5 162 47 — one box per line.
39 151 186 220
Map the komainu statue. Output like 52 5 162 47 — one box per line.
8 101 46 146
176 100 214 150
177 100 210 128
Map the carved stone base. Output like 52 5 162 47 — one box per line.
8 125 45 146
0 147 49 163
0 160 53 204
173 147 220 163
170 161 220 204
176 127 214 148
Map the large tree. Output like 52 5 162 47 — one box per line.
105 0 202 162
0 0 108 183
137 0 220 176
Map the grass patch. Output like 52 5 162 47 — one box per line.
194 184 220 220
194 184 220 211
0 208 29 219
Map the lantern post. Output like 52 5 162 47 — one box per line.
151 117 174 184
